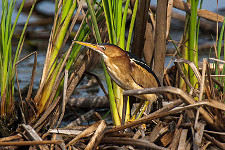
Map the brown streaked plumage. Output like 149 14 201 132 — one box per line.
75 41 160 102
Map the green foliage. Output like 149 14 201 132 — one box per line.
87 0 121 125
47 0 77 77
216 17 225 90
126 0 138 51
0 0 36 117
101 0 139 123
36 0 78 113
84 0 140 125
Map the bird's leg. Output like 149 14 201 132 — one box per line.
137 94 157 119
130 100 145 121
131 94 157 120
136 101 151 119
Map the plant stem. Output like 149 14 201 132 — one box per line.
188 0 199 87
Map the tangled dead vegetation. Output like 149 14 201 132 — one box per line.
1 58 225 150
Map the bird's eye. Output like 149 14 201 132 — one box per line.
101 46 106 50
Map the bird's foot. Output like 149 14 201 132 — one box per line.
127 115 137 123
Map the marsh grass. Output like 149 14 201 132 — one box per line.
0 0 36 119
1 0 225 137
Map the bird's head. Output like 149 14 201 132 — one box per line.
75 41 126 59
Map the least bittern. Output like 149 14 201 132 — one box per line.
76 41 160 118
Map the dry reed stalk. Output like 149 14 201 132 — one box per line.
198 58 207 100
123 86 223 131
166 0 173 38
154 0 168 84
101 137 170 150
66 120 101 147
85 120 106 149
0 140 63 146
106 99 183 133
173 0 224 22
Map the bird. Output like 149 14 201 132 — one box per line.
75 41 160 104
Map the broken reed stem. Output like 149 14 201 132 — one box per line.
101 137 170 150
56 69 68 128
209 75 225 77
66 120 102 147
33 96 61 129
106 99 184 133
123 86 222 131
175 58 202 84
0 140 63 146
209 57 225 64
175 60 194 90
168 113 183 148
0 134 23 142
204 133 225 150
85 120 106 150
166 0 173 38
199 58 207 100
106 101 213 133
173 0 224 22
204 130 225 136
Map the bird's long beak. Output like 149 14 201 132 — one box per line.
75 41 98 51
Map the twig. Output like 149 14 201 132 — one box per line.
211 76 223 90
85 120 106 149
49 129 82 135
209 57 225 64
25 52 37 102
106 100 206 133
200 141 211 150
123 86 221 131
175 59 194 90
149 122 168 143
166 0 173 38
209 75 225 77
175 58 202 84
101 137 169 150
33 96 61 129
173 0 224 22
15 51 38 121
0 134 22 142
194 107 200 128
153 0 168 84
206 62 215 99
199 58 207 100
204 133 225 150
204 130 225 136
0 140 63 146
56 69 68 128
168 114 183 149
66 120 101 147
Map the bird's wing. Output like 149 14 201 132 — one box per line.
126 52 160 88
